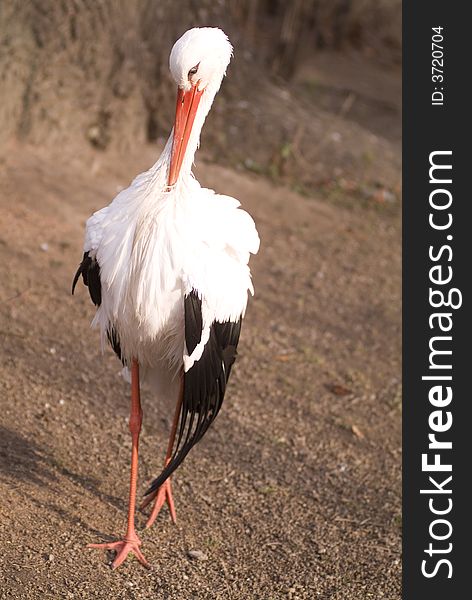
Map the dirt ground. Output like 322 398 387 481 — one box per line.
0 54 401 599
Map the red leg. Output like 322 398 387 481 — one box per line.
88 360 150 569
141 376 183 528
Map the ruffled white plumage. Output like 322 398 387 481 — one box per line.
83 148 259 384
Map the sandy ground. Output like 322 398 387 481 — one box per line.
0 139 401 598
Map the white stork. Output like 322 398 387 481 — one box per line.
72 27 259 569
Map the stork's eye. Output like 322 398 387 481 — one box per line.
188 64 199 79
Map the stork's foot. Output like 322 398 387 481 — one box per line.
141 478 176 528
87 533 150 569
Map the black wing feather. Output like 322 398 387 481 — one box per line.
184 291 203 354
72 251 123 362
145 290 241 495
107 327 124 364
72 251 102 306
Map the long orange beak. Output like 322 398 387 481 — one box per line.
168 84 204 186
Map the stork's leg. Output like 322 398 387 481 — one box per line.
141 378 183 528
87 360 150 569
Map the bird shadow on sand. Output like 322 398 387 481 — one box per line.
0 426 127 536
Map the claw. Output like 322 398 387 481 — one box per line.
88 534 150 569
141 478 176 528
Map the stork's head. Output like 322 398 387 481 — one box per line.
169 27 233 92
167 28 233 186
